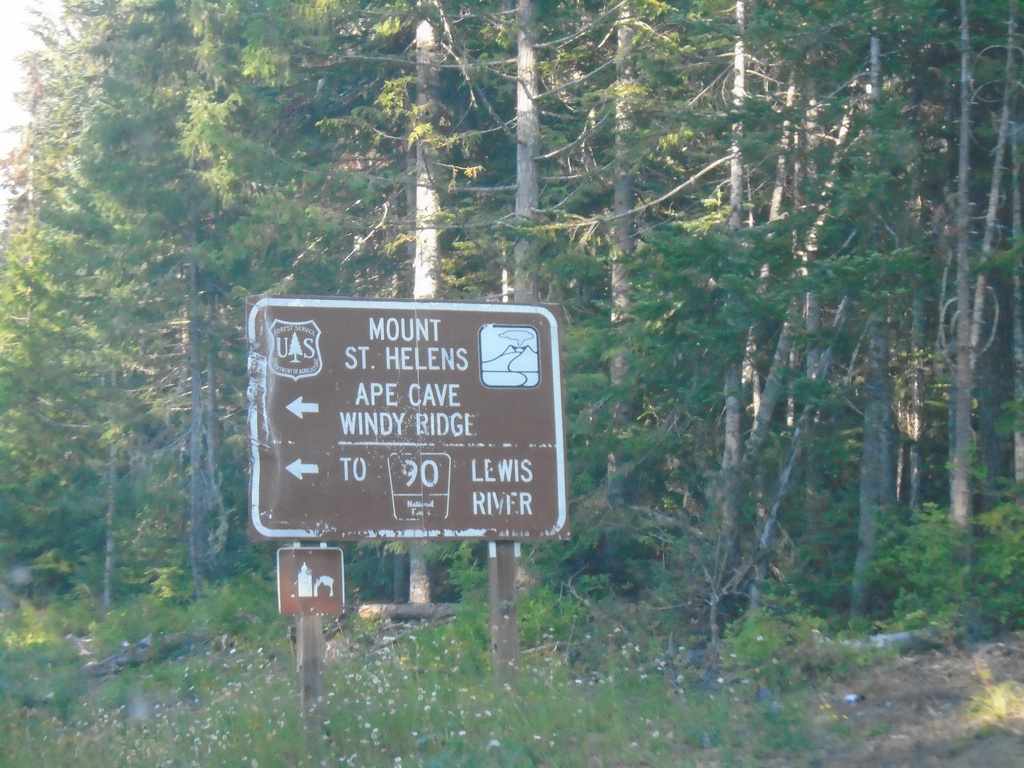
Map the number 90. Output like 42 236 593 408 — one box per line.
402 457 440 488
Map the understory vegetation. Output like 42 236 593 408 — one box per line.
1 578 888 768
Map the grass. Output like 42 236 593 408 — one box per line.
0 590 838 768
969 659 1024 726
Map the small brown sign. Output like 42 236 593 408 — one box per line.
247 297 569 541
277 547 344 615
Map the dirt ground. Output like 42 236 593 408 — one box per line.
809 636 1024 767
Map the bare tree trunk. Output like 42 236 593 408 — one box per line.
742 304 797 466
607 4 635 494
514 0 539 303
910 293 925 508
981 1 1015 260
852 21 886 618
948 0 1013 522
205 326 227 562
186 258 208 596
950 0 973 525
1014 120 1024 483
769 80 796 223
408 547 430 605
103 442 116 612
610 4 634 386
748 77 796 417
720 362 742 550
852 315 890 617
747 81 794 421
414 19 441 301
727 0 746 230
981 3 1017 496
409 18 443 605
713 0 747 623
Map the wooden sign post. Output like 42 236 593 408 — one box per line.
489 542 520 682
296 614 325 728
277 546 343 729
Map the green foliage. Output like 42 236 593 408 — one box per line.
0 603 821 768
865 502 1024 639
39 587 103 639
0 606 85 717
0 640 85 718
408 598 493 676
190 574 281 644
89 595 193 654
874 505 971 632
441 542 489 598
723 609 879 691
88 577 284 657
871 502 1024 635
972 503 1024 632
518 585 586 650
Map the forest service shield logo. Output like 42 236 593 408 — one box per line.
268 319 322 380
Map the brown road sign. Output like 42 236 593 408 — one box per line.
277 546 345 615
247 297 569 541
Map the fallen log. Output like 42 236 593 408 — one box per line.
840 627 943 652
82 631 197 677
356 602 458 621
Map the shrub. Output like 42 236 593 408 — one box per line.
0 607 84 717
973 503 1024 632
723 609 875 690
873 505 970 633
189 573 282 645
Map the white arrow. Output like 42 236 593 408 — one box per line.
285 459 319 480
286 396 320 419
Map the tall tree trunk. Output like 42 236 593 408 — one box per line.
409 17 443 605
186 258 208 596
974 1 1015 499
852 21 887 619
514 0 539 302
607 3 635 497
725 0 746 514
727 0 746 230
414 19 441 301
981 1 1015 260
716 0 746 621
103 442 116 612
910 293 925 508
977 2 1016 502
720 362 742 552
750 76 795 420
1013 120 1024 484
950 0 974 526
769 79 796 223
852 315 890 617
204 339 226 561
610 4 634 387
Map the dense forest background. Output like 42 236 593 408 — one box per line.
2 0 1024 645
